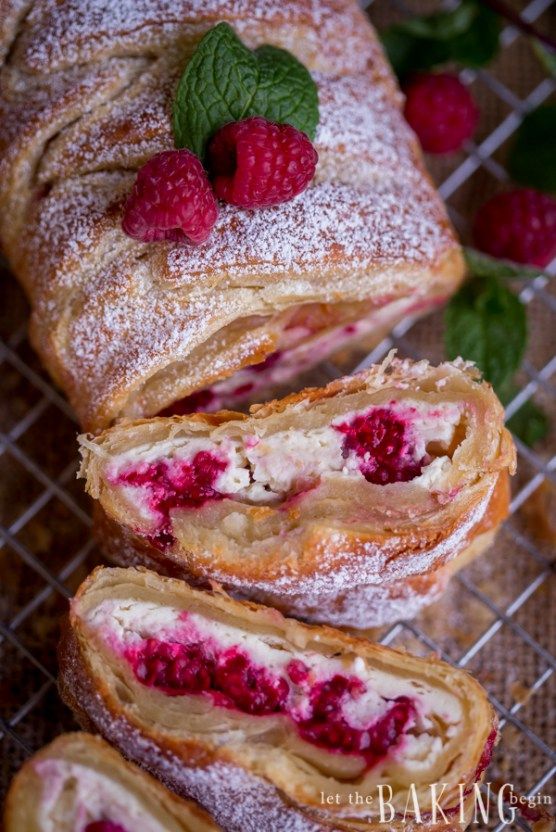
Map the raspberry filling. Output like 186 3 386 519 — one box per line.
85 823 128 832
335 407 424 485
114 451 227 545
158 388 216 417
124 637 415 767
296 676 414 766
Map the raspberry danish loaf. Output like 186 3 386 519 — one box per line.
59 567 497 832
0 0 464 432
4 732 219 832
79 357 515 628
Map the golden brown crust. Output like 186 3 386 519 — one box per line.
0 1 464 431
58 566 498 832
3 732 219 831
92 470 510 628
81 358 515 627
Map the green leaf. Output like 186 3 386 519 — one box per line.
464 247 550 280
444 276 527 390
507 105 556 194
400 1 477 40
381 28 447 77
497 382 549 447
380 0 500 77
531 40 556 78
448 4 500 68
252 46 319 137
172 23 319 159
507 398 549 446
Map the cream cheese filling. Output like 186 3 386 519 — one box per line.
85 598 463 774
33 759 168 832
107 399 463 517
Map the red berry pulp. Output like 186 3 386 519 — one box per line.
85 823 128 832
249 350 283 373
125 636 414 767
157 388 216 416
113 451 227 546
335 407 424 484
130 640 288 715
297 675 413 765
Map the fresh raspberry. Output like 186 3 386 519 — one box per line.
122 149 218 244
473 188 556 267
207 116 318 208
403 73 479 154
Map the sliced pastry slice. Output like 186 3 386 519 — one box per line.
59 566 498 832
3 732 218 831
79 357 516 628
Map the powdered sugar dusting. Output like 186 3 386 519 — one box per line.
162 179 451 280
39 67 417 187
38 59 176 183
25 172 133 303
0 0 462 429
14 0 379 76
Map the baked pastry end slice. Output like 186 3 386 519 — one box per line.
3 732 219 831
59 566 498 832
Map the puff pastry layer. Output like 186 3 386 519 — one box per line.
80 357 515 628
3 732 218 831
59 566 497 832
0 0 464 430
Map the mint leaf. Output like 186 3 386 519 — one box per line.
448 4 500 67
252 45 318 138
381 0 500 77
507 105 556 194
507 398 549 446
444 276 527 390
399 2 477 40
381 29 449 77
464 247 551 280
531 40 556 78
173 23 318 159
499 381 549 446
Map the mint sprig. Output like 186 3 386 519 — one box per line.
506 397 549 447
464 247 552 281
445 249 549 445
172 23 319 159
445 274 526 391
381 0 500 78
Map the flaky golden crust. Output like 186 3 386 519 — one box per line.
3 732 219 831
59 566 498 832
80 358 515 628
92 471 510 628
0 0 464 431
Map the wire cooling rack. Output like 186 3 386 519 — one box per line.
0 1 554 827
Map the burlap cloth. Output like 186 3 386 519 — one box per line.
0 1 554 822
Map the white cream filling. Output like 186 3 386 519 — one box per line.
86 599 462 767
108 400 463 518
33 759 168 832
186 294 438 411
